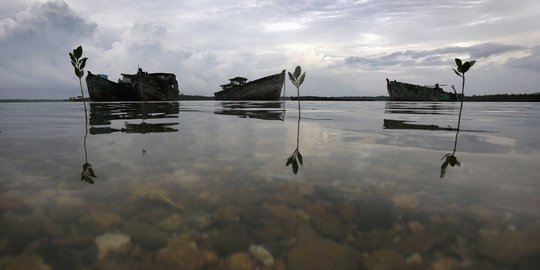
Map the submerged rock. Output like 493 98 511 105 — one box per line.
362 249 406 270
157 213 186 232
392 193 419 210
158 236 207 270
94 232 131 260
225 252 256 270
249 245 274 266
311 212 347 241
287 237 360 270
122 220 168 249
211 223 251 256
0 255 51 270
79 210 121 229
477 229 540 264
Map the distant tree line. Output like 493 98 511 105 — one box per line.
462 93 540 102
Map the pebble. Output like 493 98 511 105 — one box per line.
249 245 274 266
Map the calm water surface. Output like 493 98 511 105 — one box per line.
1 101 539 269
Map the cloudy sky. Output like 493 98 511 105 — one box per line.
1 0 539 99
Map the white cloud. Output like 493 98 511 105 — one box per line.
1 0 540 98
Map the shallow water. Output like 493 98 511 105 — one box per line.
1 101 539 269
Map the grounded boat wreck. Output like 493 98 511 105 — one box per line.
86 68 179 101
214 70 286 100
386 78 461 101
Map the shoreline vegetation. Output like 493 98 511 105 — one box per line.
1 93 540 102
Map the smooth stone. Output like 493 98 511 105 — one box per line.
249 245 274 266
287 237 360 270
157 213 186 232
0 255 51 270
79 210 121 229
477 229 540 264
211 223 251 256
187 211 213 230
225 252 256 270
122 221 168 249
158 236 206 270
94 232 131 261
311 212 347 241
362 249 406 270
392 193 419 210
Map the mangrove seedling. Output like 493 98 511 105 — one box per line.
441 58 475 178
452 58 475 96
69 46 96 184
288 65 306 96
69 46 88 99
286 65 306 174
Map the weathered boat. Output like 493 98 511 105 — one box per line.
86 68 179 101
386 78 461 101
214 70 286 100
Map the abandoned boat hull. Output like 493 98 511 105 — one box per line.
86 72 135 101
214 70 285 100
386 78 461 101
131 72 179 101
86 69 179 102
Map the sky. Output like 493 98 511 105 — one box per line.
1 0 539 99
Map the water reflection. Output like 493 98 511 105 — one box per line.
383 119 458 131
81 100 97 184
383 101 472 178
89 102 180 134
214 101 285 121
286 100 303 174
384 102 454 115
440 100 465 178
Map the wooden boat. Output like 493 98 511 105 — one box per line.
214 70 285 100
86 68 179 101
386 78 461 101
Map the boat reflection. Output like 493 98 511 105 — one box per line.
382 101 477 178
383 119 458 131
384 102 454 115
89 102 180 134
214 101 285 121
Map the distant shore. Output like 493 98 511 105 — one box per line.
1 93 539 102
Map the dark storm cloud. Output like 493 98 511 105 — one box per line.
1 0 539 98
0 1 97 98
345 43 528 67
506 45 540 71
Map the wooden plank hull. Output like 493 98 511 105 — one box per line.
386 78 461 101
86 73 135 101
214 70 285 100
86 70 179 101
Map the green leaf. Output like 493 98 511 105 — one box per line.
462 62 471 73
293 66 301 79
298 72 306 87
455 58 462 69
292 159 298 174
440 164 447 178
468 60 476 68
286 156 293 166
69 52 76 63
79 58 88 70
88 167 96 177
71 60 77 68
74 46 83 59
76 68 84 78
453 69 462 77
297 151 303 165
288 72 296 85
